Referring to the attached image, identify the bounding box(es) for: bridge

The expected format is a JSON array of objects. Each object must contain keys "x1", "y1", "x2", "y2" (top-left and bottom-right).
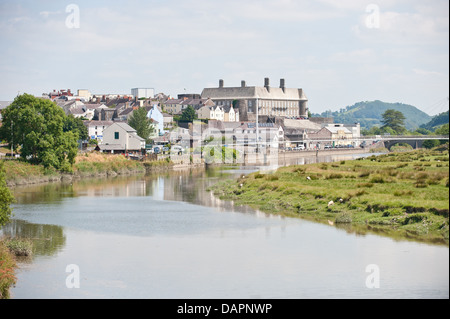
[{"x1": 289, "y1": 135, "x2": 449, "y2": 150}]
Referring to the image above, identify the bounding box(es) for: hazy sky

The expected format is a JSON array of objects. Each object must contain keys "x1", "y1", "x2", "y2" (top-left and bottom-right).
[{"x1": 0, "y1": 0, "x2": 448, "y2": 115}]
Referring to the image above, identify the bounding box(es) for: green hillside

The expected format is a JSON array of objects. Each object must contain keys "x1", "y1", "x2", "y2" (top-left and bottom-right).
[
  {"x1": 312, "y1": 100, "x2": 432, "y2": 131},
  {"x1": 420, "y1": 110, "x2": 449, "y2": 131}
]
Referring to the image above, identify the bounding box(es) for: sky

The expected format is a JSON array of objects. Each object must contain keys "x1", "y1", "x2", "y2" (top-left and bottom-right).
[{"x1": 0, "y1": 0, "x2": 448, "y2": 115}]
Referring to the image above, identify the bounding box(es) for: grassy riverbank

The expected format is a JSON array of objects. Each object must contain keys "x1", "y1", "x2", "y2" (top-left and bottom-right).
[
  {"x1": 209, "y1": 148, "x2": 449, "y2": 245},
  {"x1": 2, "y1": 153, "x2": 176, "y2": 186}
]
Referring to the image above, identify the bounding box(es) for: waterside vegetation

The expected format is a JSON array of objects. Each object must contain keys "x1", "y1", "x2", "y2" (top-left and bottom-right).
[{"x1": 209, "y1": 147, "x2": 449, "y2": 245}]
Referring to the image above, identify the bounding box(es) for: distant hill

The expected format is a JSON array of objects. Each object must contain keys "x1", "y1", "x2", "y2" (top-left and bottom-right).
[
  {"x1": 420, "y1": 110, "x2": 449, "y2": 131},
  {"x1": 312, "y1": 100, "x2": 432, "y2": 131}
]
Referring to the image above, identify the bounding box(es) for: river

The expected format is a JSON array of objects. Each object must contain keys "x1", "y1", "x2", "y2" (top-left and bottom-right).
[{"x1": 2, "y1": 153, "x2": 449, "y2": 299}]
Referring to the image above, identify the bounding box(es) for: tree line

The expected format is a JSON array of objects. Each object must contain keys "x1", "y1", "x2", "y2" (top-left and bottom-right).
[{"x1": 0, "y1": 94, "x2": 88, "y2": 171}]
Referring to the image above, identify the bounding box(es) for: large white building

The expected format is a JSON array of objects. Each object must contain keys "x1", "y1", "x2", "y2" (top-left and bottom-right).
[
  {"x1": 201, "y1": 78, "x2": 309, "y2": 120},
  {"x1": 131, "y1": 88, "x2": 155, "y2": 99}
]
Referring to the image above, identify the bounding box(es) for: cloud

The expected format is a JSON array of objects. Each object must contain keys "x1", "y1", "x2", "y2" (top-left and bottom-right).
[
  {"x1": 413, "y1": 68, "x2": 445, "y2": 77},
  {"x1": 352, "y1": 3, "x2": 449, "y2": 45}
]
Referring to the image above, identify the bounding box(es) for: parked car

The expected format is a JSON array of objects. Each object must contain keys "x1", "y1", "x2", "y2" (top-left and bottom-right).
[{"x1": 171, "y1": 145, "x2": 185, "y2": 155}]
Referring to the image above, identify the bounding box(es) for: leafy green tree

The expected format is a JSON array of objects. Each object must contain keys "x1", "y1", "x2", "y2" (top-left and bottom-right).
[
  {"x1": 435, "y1": 123, "x2": 449, "y2": 135},
  {"x1": 413, "y1": 128, "x2": 432, "y2": 135},
  {"x1": 63, "y1": 115, "x2": 89, "y2": 141},
  {"x1": 180, "y1": 105, "x2": 197, "y2": 122},
  {"x1": 0, "y1": 161, "x2": 14, "y2": 226},
  {"x1": 423, "y1": 139, "x2": 441, "y2": 149},
  {"x1": 381, "y1": 109, "x2": 406, "y2": 134},
  {"x1": 0, "y1": 94, "x2": 78, "y2": 171},
  {"x1": 128, "y1": 107, "x2": 154, "y2": 142}
]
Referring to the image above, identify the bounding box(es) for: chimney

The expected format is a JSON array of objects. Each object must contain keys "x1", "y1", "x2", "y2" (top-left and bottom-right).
[
  {"x1": 219, "y1": 79, "x2": 224, "y2": 88},
  {"x1": 280, "y1": 79, "x2": 285, "y2": 93},
  {"x1": 241, "y1": 80, "x2": 246, "y2": 88},
  {"x1": 264, "y1": 78, "x2": 270, "y2": 92}
]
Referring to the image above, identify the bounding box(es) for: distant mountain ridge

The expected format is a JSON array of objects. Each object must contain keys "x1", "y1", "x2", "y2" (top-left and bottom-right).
[
  {"x1": 420, "y1": 110, "x2": 449, "y2": 131},
  {"x1": 312, "y1": 100, "x2": 432, "y2": 131}
]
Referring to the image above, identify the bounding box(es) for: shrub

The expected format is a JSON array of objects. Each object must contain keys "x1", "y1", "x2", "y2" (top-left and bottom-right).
[
  {"x1": 4, "y1": 238, "x2": 33, "y2": 257},
  {"x1": 265, "y1": 174, "x2": 279, "y2": 181},
  {"x1": 326, "y1": 173, "x2": 343, "y2": 179},
  {"x1": 335, "y1": 212, "x2": 352, "y2": 224},
  {"x1": 0, "y1": 240, "x2": 17, "y2": 299},
  {"x1": 359, "y1": 171, "x2": 371, "y2": 178},
  {"x1": 370, "y1": 175, "x2": 385, "y2": 183}
]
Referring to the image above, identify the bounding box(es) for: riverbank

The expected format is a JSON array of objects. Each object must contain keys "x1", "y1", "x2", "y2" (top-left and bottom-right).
[
  {"x1": 2, "y1": 153, "x2": 181, "y2": 187},
  {"x1": 209, "y1": 148, "x2": 449, "y2": 245}
]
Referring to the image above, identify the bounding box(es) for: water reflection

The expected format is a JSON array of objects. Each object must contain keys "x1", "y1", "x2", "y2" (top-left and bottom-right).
[{"x1": 0, "y1": 219, "x2": 66, "y2": 257}]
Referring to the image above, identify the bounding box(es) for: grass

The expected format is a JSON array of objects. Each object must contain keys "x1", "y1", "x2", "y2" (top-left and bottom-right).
[
  {"x1": 2, "y1": 152, "x2": 149, "y2": 183},
  {"x1": 2, "y1": 159, "x2": 59, "y2": 182},
  {"x1": 209, "y1": 148, "x2": 449, "y2": 245},
  {"x1": 74, "y1": 152, "x2": 145, "y2": 175},
  {"x1": 2, "y1": 238, "x2": 33, "y2": 257}
]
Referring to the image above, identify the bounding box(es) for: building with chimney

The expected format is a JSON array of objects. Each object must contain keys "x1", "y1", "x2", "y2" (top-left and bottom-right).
[{"x1": 201, "y1": 78, "x2": 309, "y2": 121}]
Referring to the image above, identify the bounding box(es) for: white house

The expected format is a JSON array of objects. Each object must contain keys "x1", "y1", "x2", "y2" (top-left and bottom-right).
[
  {"x1": 147, "y1": 104, "x2": 164, "y2": 136},
  {"x1": 84, "y1": 120, "x2": 114, "y2": 141},
  {"x1": 197, "y1": 105, "x2": 225, "y2": 121},
  {"x1": 98, "y1": 122, "x2": 145, "y2": 154}
]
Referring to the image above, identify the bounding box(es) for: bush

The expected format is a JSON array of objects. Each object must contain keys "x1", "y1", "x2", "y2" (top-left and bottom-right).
[
  {"x1": 0, "y1": 240, "x2": 17, "y2": 299},
  {"x1": 335, "y1": 212, "x2": 352, "y2": 224},
  {"x1": 4, "y1": 238, "x2": 33, "y2": 257}
]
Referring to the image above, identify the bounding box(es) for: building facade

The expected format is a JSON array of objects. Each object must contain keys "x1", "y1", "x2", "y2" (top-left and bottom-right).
[
  {"x1": 201, "y1": 78, "x2": 309, "y2": 120},
  {"x1": 99, "y1": 122, "x2": 146, "y2": 154},
  {"x1": 131, "y1": 88, "x2": 155, "y2": 99}
]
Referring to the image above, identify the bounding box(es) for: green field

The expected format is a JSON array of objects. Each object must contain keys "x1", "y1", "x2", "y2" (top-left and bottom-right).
[{"x1": 209, "y1": 148, "x2": 449, "y2": 245}]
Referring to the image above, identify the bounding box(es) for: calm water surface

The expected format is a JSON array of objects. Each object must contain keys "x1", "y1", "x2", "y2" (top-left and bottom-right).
[{"x1": 3, "y1": 154, "x2": 449, "y2": 299}]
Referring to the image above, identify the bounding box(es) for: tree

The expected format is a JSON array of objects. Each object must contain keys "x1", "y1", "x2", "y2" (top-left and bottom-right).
[
  {"x1": 0, "y1": 162, "x2": 14, "y2": 227},
  {"x1": 180, "y1": 105, "x2": 197, "y2": 122},
  {"x1": 381, "y1": 109, "x2": 406, "y2": 134},
  {"x1": 63, "y1": 115, "x2": 89, "y2": 141},
  {"x1": 128, "y1": 107, "x2": 154, "y2": 142},
  {"x1": 0, "y1": 94, "x2": 78, "y2": 171},
  {"x1": 435, "y1": 123, "x2": 449, "y2": 135},
  {"x1": 423, "y1": 139, "x2": 441, "y2": 149}
]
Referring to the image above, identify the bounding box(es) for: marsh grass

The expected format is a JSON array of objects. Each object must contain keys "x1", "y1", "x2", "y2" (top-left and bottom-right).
[
  {"x1": 3, "y1": 238, "x2": 33, "y2": 257},
  {"x1": 210, "y1": 148, "x2": 450, "y2": 245}
]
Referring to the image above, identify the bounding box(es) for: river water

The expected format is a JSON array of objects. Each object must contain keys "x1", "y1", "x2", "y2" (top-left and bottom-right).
[{"x1": 2, "y1": 153, "x2": 449, "y2": 299}]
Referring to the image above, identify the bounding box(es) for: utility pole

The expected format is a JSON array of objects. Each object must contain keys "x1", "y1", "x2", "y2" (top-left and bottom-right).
[{"x1": 10, "y1": 120, "x2": 13, "y2": 158}]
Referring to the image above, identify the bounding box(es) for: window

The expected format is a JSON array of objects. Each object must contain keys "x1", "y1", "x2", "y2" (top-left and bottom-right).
[{"x1": 115, "y1": 132, "x2": 119, "y2": 140}]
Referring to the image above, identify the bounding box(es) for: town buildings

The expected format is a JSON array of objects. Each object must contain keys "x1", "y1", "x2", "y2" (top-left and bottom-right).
[{"x1": 201, "y1": 78, "x2": 309, "y2": 120}]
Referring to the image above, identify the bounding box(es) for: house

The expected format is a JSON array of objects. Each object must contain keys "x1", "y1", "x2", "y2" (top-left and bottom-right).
[
  {"x1": 97, "y1": 122, "x2": 145, "y2": 154},
  {"x1": 84, "y1": 120, "x2": 114, "y2": 141},
  {"x1": 164, "y1": 99, "x2": 184, "y2": 114},
  {"x1": 223, "y1": 105, "x2": 240, "y2": 122},
  {"x1": 162, "y1": 113, "x2": 174, "y2": 129},
  {"x1": 307, "y1": 123, "x2": 359, "y2": 148},
  {"x1": 197, "y1": 105, "x2": 225, "y2": 121},
  {"x1": 147, "y1": 104, "x2": 164, "y2": 136}
]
